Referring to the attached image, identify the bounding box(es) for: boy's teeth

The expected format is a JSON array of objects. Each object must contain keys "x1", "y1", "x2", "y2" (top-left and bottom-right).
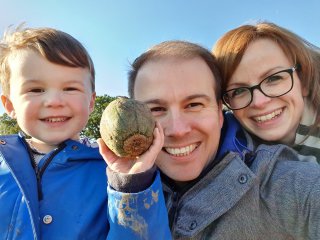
[
  {"x1": 45, "y1": 117, "x2": 66, "y2": 122},
  {"x1": 254, "y1": 109, "x2": 282, "y2": 123},
  {"x1": 165, "y1": 144, "x2": 197, "y2": 156}
]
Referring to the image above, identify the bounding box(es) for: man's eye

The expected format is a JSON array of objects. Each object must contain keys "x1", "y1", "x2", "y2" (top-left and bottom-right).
[
  {"x1": 149, "y1": 106, "x2": 166, "y2": 117},
  {"x1": 150, "y1": 106, "x2": 165, "y2": 112},
  {"x1": 187, "y1": 102, "x2": 203, "y2": 108},
  {"x1": 186, "y1": 102, "x2": 205, "y2": 111}
]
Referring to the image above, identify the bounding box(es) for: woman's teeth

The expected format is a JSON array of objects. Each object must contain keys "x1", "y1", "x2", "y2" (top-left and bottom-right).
[{"x1": 254, "y1": 109, "x2": 282, "y2": 123}]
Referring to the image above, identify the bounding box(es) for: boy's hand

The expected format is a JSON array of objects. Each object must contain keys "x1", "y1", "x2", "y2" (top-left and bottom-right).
[{"x1": 97, "y1": 122, "x2": 163, "y2": 174}]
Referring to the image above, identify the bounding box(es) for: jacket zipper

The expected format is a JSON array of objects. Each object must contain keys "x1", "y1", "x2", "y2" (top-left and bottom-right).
[
  {"x1": 37, "y1": 143, "x2": 66, "y2": 200},
  {"x1": 169, "y1": 191, "x2": 180, "y2": 230},
  {"x1": 24, "y1": 139, "x2": 66, "y2": 200}
]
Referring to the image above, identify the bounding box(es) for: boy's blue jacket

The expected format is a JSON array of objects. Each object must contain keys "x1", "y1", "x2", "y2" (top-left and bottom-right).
[{"x1": 0, "y1": 134, "x2": 170, "y2": 240}]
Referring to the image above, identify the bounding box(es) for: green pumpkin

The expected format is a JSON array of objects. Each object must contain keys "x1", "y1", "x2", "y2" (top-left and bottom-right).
[{"x1": 99, "y1": 97, "x2": 155, "y2": 158}]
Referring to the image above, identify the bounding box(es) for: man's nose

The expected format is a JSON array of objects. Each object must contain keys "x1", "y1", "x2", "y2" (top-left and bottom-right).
[{"x1": 163, "y1": 111, "x2": 191, "y2": 138}]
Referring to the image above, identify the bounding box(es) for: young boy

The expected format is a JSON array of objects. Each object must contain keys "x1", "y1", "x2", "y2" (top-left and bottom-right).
[{"x1": 0, "y1": 27, "x2": 170, "y2": 239}]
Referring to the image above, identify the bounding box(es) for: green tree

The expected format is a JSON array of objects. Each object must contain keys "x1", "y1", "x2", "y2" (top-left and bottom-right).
[
  {"x1": 0, "y1": 113, "x2": 20, "y2": 135},
  {"x1": 81, "y1": 94, "x2": 116, "y2": 139}
]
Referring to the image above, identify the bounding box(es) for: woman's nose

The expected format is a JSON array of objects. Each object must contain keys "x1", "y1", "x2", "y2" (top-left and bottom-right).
[{"x1": 250, "y1": 89, "x2": 271, "y2": 108}]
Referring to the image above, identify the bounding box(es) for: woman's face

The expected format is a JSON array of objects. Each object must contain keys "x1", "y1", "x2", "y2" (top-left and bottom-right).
[{"x1": 227, "y1": 39, "x2": 308, "y2": 144}]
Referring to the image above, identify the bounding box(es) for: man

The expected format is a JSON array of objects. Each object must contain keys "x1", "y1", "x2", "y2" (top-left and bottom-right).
[{"x1": 124, "y1": 40, "x2": 320, "y2": 239}]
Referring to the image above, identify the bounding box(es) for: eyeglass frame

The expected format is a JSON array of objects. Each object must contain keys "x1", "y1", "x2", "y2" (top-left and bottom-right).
[{"x1": 222, "y1": 65, "x2": 298, "y2": 110}]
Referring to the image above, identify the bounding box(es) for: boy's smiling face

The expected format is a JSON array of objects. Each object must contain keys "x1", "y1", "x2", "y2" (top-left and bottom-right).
[{"x1": 1, "y1": 49, "x2": 95, "y2": 152}]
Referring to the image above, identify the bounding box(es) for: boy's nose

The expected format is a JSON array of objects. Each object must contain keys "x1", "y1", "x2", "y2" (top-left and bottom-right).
[{"x1": 44, "y1": 91, "x2": 65, "y2": 107}]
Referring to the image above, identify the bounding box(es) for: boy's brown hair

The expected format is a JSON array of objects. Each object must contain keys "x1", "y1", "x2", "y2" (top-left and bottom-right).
[{"x1": 0, "y1": 26, "x2": 95, "y2": 97}]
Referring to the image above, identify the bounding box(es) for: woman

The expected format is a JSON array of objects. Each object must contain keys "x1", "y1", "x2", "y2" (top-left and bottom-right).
[{"x1": 213, "y1": 21, "x2": 320, "y2": 159}]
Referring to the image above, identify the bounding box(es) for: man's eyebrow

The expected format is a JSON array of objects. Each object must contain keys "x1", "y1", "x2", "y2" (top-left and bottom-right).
[
  {"x1": 185, "y1": 94, "x2": 211, "y2": 101},
  {"x1": 143, "y1": 94, "x2": 211, "y2": 104},
  {"x1": 143, "y1": 99, "x2": 165, "y2": 105}
]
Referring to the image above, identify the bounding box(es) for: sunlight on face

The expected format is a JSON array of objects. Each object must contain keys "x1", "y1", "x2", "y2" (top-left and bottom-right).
[
  {"x1": 134, "y1": 57, "x2": 223, "y2": 184},
  {"x1": 228, "y1": 39, "x2": 307, "y2": 144},
  {"x1": 2, "y1": 49, "x2": 95, "y2": 152}
]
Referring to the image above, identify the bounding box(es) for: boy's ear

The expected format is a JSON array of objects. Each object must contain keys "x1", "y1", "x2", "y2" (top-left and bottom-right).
[
  {"x1": 89, "y1": 92, "x2": 96, "y2": 114},
  {"x1": 1, "y1": 95, "x2": 16, "y2": 119}
]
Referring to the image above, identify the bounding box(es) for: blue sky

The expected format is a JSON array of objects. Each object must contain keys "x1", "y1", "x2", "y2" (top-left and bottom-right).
[{"x1": 0, "y1": 0, "x2": 319, "y2": 114}]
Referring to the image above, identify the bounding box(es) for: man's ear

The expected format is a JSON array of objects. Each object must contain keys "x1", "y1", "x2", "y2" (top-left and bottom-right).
[
  {"x1": 218, "y1": 102, "x2": 224, "y2": 128},
  {"x1": 1, "y1": 95, "x2": 16, "y2": 119}
]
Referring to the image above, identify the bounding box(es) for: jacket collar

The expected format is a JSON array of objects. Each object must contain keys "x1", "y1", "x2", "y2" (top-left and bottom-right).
[
  {"x1": 57, "y1": 139, "x2": 102, "y2": 163},
  {"x1": 0, "y1": 134, "x2": 40, "y2": 238},
  {"x1": 216, "y1": 111, "x2": 250, "y2": 161},
  {"x1": 162, "y1": 111, "x2": 254, "y2": 192},
  {"x1": 168, "y1": 153, "x2": 257, "y2": 237}
]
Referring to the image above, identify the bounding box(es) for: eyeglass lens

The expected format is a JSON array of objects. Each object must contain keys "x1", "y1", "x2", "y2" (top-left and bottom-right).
[{"x1": 223, "y1": 68, "x2": 294, "y2": 110}]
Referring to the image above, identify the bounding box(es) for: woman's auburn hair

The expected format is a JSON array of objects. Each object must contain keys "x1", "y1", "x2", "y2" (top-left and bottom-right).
[{"x1": 213, "y1": 21, "x2": 320, "y2": 131}]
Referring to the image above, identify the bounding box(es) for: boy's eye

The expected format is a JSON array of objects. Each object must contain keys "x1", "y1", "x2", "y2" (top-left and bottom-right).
[
  {"x1": 64, "y1": 87, "x2": 79, "y2": 91},
  {"x1": 29, "y1": 88, "x2": 44, "y2": 93}
]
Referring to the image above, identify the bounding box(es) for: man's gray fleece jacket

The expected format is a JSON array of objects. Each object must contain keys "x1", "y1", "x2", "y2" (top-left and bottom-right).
[{"x1": 163, "y1": 113, "x2": 320, "y2": 240}]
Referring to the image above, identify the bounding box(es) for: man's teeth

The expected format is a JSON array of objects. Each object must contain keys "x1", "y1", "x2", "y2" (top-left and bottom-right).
[
  {"x1": 254, "y1": 109, "x2": 282, "y2": 122},
  {"x1": 45, "y1": 117, "x2": 67, "y2": 123},
  {"x1": 165, "y1": 144, "x2": 197, "y2": 156}
]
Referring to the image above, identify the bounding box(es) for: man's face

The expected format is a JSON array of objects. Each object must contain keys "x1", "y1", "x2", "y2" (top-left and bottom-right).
[{"x1": 134, "y1": 57, "x2": 223, "y2": 184}]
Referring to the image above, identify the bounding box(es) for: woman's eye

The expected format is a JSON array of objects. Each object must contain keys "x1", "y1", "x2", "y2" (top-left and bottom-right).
[
  {"x1": 231, "y1": 88, "x2": 247, "y2": 97},
  {"x1": 266, "y1": 75, "x2": 282, "y2": 83}
]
